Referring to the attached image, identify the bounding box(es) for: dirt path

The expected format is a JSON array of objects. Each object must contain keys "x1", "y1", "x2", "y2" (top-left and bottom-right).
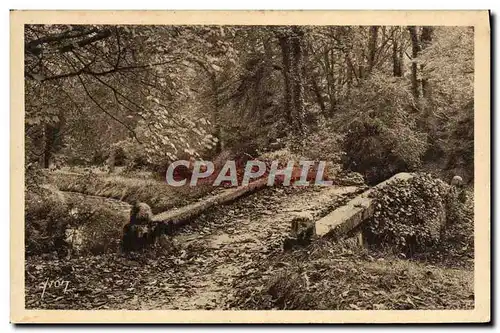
[{"x1": 134, "y1": 185, "x2": 361, "y2": 310}]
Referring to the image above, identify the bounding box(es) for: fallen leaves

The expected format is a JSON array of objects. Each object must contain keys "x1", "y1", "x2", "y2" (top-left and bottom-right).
[
  {"x1": 25, "y1": 180, "x2": 473, "y2": 312},
  {"x1": 229, "y1": 240, "x2": 474, "y2": 311}
]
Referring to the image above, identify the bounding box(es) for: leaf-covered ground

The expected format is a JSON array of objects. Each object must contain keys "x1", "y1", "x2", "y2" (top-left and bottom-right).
[
  {"x1": 25, "y1": 185, "x2": 362, "y2": 309},
  {"x1": 25, "y1": 183, "x2": 473, "y2": 310},
  {"x1": 228, "y1": 240, "x2": 474, "y2": 310}
]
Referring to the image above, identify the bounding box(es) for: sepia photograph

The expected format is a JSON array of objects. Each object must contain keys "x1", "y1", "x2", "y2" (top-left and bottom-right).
[{"x1": 10, "y1": 10, "x2": 490, "y2": 323}]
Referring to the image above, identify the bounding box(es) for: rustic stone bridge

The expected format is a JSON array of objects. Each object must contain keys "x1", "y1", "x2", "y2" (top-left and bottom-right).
[
  {"x1": 152, "y1": 172, "x2": 415, "y2": 248},
  {"x1": 283, "y1": 172, "x2": 415, "y2": 248},
  {"x1": 315, "y1": 172, "x2": 414, "y2": 241}
]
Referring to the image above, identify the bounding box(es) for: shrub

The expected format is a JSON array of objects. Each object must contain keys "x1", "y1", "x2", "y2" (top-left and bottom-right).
[
  {"x1": 342, "y1": 115, "x2": 427, "y2": 185},
  {"x1": 26, "y1": 185, "x2": 128, "y2": 256},
  {"x1": 364, "y1": 173, "x2": 450, "y2": 256},
  {"x1": 338, "y1": 74, "x2": 427, "y2": 185},
  {"x1": 260, "y1": 148, "x2": 302, "y2": 165},
  {"x1": 299, "y1": 121, "x2": 343, "y2": 162},
  {"x1": 64, "y1": 201, "x2": 126, "y2": 255},
  {"x1": 25, "y1": 187, "x2": 69, "y2": 256}
]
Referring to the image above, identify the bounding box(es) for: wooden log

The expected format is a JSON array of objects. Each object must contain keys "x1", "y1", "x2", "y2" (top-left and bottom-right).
[{"x1": 152, "y1": 178, "x2": 269, "y2": 231}]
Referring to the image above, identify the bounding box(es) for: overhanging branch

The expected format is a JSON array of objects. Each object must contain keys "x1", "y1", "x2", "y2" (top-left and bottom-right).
[{"x1": 76, "y1": 74, "x2": 142, "y2": 144}]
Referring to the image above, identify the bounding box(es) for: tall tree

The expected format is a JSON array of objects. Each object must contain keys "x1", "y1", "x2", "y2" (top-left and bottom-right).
[
  {"x1": 408, "y1": 26, "x2": 421, "y2": 99},
  {"x1": 392, "y1": 27, "x2": 404, "y2": 77},
  {"x1": 367, "y1": 26, "x2": 379, "y2": 74},
  {"x1": 420, "y1": 26, "x2": 434, "y2": 99},
  {"x1": 276, "y1": 27, "x2": 306, "y2": 139}
]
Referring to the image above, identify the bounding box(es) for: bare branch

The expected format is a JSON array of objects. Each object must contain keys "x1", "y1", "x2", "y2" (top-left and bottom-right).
[
  {"x1": 58, "y1": 29, "x2": 112, "y2": 54},
  {"x1": 25, "y1": 27, "x2": 100, "y2": 56},
  {"x1": 76, "y1": 74, "x2": 143, "y2": 144}
]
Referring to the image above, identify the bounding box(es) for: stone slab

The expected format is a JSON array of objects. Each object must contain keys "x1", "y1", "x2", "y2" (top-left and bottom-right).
[{"x1": 315, "y1": 172, "x2": 415, "y2": 238}]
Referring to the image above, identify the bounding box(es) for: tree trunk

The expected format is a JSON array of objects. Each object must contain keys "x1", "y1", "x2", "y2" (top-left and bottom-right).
[
  {"x1": 346, "y1": 55, "x2": 353, "y2": 97},
  {"x1": 278, "y1": 27, "x2": 305, "y2": 139},
  {"x1": 153, "y1": 178, "x2": 269, "y2": 232},
  {"x1": 408, "y1": 26, "x2": 421, "y2": 99},
  {"x1": 392, "y1": 38, "x2": 400, "y2": 76},
  {"x1": 420, "y1": 26, "x2": 434, "y2": 99},
  {"x1": 41, "y1": 110, "x2": 65, "y2": 169},
  {"x1": 212, "y1": 74, "x2": 222, "y2": 153},
  {"x1": 42, "y1": 124, "x2": 57, "y2": 168},
  {"x1": 324, "y1": 49, "x2": 336, "y2": 116},
  {"x1": 392, "y1": 28, "x2": 403, "y2": 77},
  {"x1": 278, "y1": 34, "x2": 294, "y2": 130},
  {"x1": 290, "y1": 26, "x2": 306, "y2": 135},
  {"x1": 367, "y1": 26, "x2": 379, "y2": 74},
  {"x1": 107, "y1": 146, "x2": 116, "y2": 173},
  {"x1": 311, "y1": 74, "x2": 326, "y2": 114},
  {"x1": 261, "y1": 35, "x2": 277, "y2": 127}
]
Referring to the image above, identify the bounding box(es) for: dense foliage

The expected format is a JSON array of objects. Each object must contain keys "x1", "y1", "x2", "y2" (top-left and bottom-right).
[
  {"x1": 364, "y1": 173, "x2": 473, "y2": 258},
  {"x1": 25, "y1": 186, "x2": 127, "y2": 256},
  {"x1": 364, "y1": 174, "x2": 449, "y2": 254},
  {"x1": 340, "y1": 74, "x2": 427, "y2": 184},
  {"x1": 25, "y1": 25, "x2": 473, "y2": 183}
]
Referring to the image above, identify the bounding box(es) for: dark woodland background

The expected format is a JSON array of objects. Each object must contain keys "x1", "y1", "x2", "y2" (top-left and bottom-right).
[{"x1": 25, "y1": 25, "x2": 473, "y2": 182}]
